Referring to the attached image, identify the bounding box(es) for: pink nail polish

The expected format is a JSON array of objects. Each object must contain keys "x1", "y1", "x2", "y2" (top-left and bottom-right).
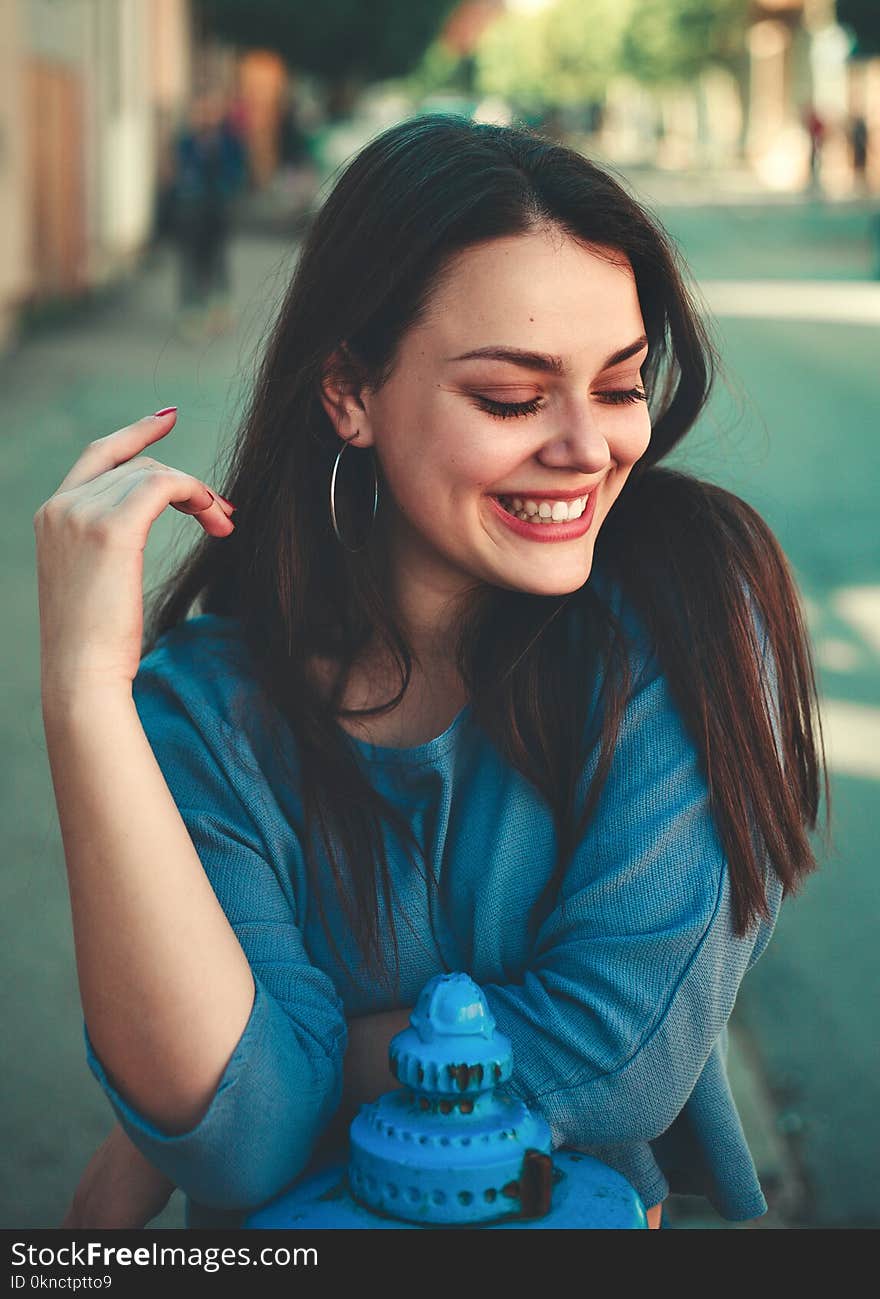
[{"x1": 153, "y1": 406, "x2": 178, "y2": 417}]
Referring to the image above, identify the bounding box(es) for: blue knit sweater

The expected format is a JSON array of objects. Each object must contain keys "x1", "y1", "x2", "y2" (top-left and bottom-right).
[{"x1": 84, "y1": 559, "x2": 783, "y2": 1227}]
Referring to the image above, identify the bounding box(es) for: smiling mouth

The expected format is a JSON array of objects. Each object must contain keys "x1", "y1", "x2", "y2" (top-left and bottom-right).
[{"x1": 491, "y1": 492, "x2": 590, "y2": 523}]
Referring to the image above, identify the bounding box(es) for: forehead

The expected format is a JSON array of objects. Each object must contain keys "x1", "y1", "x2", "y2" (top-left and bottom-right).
[{"x1": 419, "y1": 230, "x2": 643, "y2": 350}]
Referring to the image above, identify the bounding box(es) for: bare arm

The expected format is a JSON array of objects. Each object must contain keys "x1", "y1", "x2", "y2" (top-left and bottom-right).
[
  {"x1": 311, "y1": 1006, "x2": 410, "y2": 1157},
  {"x1": 342, "y1": 1007, "x2": 411, "y2": 1113},
  {"x1": 36, "y1": 411, "x2": 252, "y2": 1135},
  {"x1": 62, "y1": 1124, "x2": 175, "y2": 1229},
  {"x1": 79, "y1": 1006, "x2": 409, "y2": 1223},
  {"x1": 44, "y1": 690, "x2": 254, "y2": 1133}
]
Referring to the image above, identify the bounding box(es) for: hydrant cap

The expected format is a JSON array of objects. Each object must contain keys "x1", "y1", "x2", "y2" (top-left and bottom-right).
[{"x1": 410, "y1": 972, "x2": 496, "y2": 1043}]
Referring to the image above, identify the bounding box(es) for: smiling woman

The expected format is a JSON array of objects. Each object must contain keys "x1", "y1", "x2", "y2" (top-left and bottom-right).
[
  {"x1": 42, "y1": 115, "x2": 829, "y2": 1232},
  {"x1": 318, "y1": 232, "x2": 652, "y2": 614}
]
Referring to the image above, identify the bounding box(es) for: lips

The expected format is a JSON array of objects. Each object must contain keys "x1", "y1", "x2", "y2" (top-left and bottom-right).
[
  {"x1": 488, "y1": 488, "x2": 594, "y2": 502},
  {"x1": 486, "y1": 488, "x2": 598, "y2": 541}
]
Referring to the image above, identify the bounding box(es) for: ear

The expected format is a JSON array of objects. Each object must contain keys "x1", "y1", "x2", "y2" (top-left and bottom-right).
[{"x1": 318, "y1": 344, "x2": 377, "y2": 449}]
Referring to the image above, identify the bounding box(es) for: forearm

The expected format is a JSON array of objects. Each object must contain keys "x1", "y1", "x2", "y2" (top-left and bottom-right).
[
  {"x1": 63, "y1": 1124, "x2": 176, "y2": 1229},
  {"x1": 43, "y1": 690, "x2": 254, "y2": 1132},
  {"x1": 342, "y1": 1007, "x2": 411, "y2": 1114},
  {"x1": 315, "y1": 1007, "x2": 410, "y2": 1155}
]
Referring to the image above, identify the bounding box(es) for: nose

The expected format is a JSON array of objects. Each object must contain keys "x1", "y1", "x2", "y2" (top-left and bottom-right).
[{"x1": 534, "y1": 403, "x2": 612, "y2": 476}]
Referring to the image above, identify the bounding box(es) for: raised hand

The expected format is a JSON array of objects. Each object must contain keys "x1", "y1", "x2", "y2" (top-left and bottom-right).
[{"x1": 34, "y1": 408, "x2": 235, "y2": 705}]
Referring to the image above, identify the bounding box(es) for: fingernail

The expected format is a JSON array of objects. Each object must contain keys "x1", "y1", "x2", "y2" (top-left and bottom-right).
[
  {"x1": 217, "y1": 495, "x2": 236, "y2": 512},
  {"x1": 153, "y1": 406, "x2": 178, "y2": 417},
  {"x1": 208, "y1": 491, "x2": 236, "y2": 518}
]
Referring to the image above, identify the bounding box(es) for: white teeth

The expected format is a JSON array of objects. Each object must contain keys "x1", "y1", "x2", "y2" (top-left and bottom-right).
[{"x1": 495, "y1": 494, "x2": 589, "y2": 523}]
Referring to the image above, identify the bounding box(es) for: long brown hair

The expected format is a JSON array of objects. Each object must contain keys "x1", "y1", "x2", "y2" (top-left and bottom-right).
[{"x1": 144, "y1": 115, "x2": 829, "y2": 996}]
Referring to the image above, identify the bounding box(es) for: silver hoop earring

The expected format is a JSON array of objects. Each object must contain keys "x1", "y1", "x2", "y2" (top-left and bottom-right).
[{"x1": 329, "y1": 430, "x2": 379, "y2": 553}]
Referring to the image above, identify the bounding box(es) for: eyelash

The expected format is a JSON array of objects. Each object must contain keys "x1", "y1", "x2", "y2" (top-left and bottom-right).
[{"x1": 475, "y1": 388, "x2": 647, "y2": 419}]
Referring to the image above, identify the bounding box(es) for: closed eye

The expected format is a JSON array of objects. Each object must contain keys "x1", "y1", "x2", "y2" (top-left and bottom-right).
[
  {"x1": 600, "y1": 387, "x2": 648, "y2": 405},
  {"x1": 474, "y1": 388, "x2": 647, "y2": 419},
  {"x1": 474, "y1": 396, "x2": 543, "y2": 419}
]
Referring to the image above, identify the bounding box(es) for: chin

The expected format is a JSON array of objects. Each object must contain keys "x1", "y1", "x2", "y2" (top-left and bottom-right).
[{"x1": 502, "y1": 561, "x2": 593, "y2": 598}]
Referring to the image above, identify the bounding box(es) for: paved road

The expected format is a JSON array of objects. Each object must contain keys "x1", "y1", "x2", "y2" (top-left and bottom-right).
[
  {"x1": 2, "y1": 186, "x2": 876, "y2": 1229},
  {"x1": 637, "y1": 180, "x2": 880, "y2": 1229}
]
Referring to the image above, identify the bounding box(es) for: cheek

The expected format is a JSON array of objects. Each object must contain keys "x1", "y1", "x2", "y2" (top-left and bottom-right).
[
  {"x1": 375, "y1": 425, "x2": 438, "y2": 504},
  {"x1": 392, "y1": 441, "x2": 495, "y2": 508},
  {"x1": 378, "y1": 441, "x2": 472, "y2": 537},
  {"x1": 611, "y1": 414, "x2": 651, "y2": 466},
  {"x1": 600, "y1": 419, "x2": 650, "y2": 513}
]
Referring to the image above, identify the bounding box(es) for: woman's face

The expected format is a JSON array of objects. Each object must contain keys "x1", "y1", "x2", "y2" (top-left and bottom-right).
[{"x1": 332, "y1": 228, "x2": 652, "y2": 640}]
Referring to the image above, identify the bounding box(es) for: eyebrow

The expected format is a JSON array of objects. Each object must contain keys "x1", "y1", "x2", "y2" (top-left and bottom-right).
[{"x1": 447, "y1": 335, "x2": 649, "y2": 375}]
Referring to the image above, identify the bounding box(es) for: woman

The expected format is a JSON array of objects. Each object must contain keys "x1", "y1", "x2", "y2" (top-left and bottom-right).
[{"x1": 36, "y1": 116, "x2": 827, "y2": 1230}]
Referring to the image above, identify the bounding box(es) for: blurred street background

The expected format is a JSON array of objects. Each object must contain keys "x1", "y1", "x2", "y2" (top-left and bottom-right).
[{"x1": 2, "y1": 0, "x2": 878, "y2": 1230}]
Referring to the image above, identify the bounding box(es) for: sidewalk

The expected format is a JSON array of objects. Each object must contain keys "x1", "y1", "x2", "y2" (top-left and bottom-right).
[{"x1": 609, "y1": 160, "x2": 877, "y2": 210}]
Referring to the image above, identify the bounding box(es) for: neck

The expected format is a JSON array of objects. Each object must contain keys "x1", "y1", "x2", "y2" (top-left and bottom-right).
[{"x1": 379, "y1": 533, "x2": 480, "y2": 676}]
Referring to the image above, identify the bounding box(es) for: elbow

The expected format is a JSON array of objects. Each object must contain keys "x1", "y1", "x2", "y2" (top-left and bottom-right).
[
  {"x1": 633, "y1": 1100, "x2": 683, "y2": 1145},
  {"x1": 535, "y1": 1074, "x2": 687, "y2": 1149},
  {"x1": 171, "y1": 1073, "x2": 341, "y2": 1212},
  {"x1": 113, "y1": 1051, "x2": 344, "y2": 1214},
  {"x1": 86, "y1": 981, "x2": 348, "y2": 1213}
]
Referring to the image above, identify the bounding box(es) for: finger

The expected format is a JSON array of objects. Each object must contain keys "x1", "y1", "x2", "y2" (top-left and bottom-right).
[
  {"x1": 101, "y1": 469, "x2": 234, "y2": 527},
  {"x1": 54, "y1": 457, "x2": 235, "y2": 523},
  {"x1": 175, "y1": 487, "x2": 235, "y2": 520},
  {"x1": 58, "y1": 464, "x2": 234, "y2": 538},
  {"x1": 99, "y1": 466, "x2": 235, "y2": 537},
  {"x1": 54, "y1": 408, "x2": 180, "y2": 495}
]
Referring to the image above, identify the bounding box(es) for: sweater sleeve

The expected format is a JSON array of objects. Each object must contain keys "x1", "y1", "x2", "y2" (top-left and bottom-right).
[
  {"x1": 481, "y1": 600, "x2": 783, "y2": 1149},
  {"x1": 83, "y1": 632, "x2": 348, "y2": 1211}
]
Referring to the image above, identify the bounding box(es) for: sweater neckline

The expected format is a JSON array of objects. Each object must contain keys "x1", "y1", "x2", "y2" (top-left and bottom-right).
[
  {"x1": 343, "y1": 702, "x2": 473, "y2": 766},
  {"x1": 185, "y1": 615, "x2": 475, "y2": 766}
]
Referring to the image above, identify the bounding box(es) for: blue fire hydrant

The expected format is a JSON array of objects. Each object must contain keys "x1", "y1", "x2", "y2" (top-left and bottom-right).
[{"x1": 245, "y1": 973, "x2": 647, "y2": 1229}]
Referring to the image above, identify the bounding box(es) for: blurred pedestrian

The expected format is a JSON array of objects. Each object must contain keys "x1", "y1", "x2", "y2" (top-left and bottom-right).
[
  {"x1": 849, "y1": 114, "x2": 869, "y2": 194},
  {"x1": 279, "y1": 87, "x2": 311, "y2": 170},
  {"x1": 276, "y1": 84, "x2": 321, "y2": 224},
  {"x1": 803, "y1": 105, "x2": 826, "y2": 192},
  {"x1": 170, "y1": 90, "x2": 247, "y2": 342}
]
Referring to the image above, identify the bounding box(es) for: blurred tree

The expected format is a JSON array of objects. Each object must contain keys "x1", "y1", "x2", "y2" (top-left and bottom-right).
[
  {"x1": 197, "y1": 0, "x2": 460, "y2": 115},
  {"x1": 403, "y1": 37, "x2": 473, "y2": 101},
  {"x1": 837, "y1": 1, "x2": 880, "y2": 57},
  {"x1": 619, "y1": 0, "x2": 749, "y2": 84},
  {"x1": 473, "y1": 0, "x2": 633, "y2": 113}
]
